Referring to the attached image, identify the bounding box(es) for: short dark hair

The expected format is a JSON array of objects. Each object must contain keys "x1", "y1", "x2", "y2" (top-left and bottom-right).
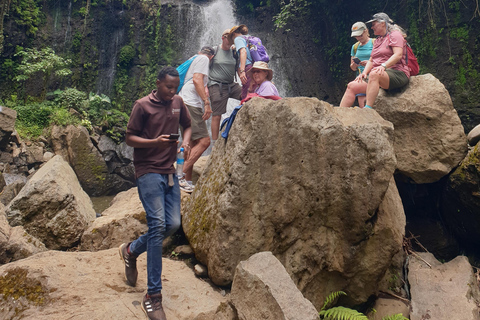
[
  {"x1": 200, "y1": 46, "x2": 215, "y2": 56},
  {"x1": 157, "y1": 66, "x2": 179, "y2": 81}
]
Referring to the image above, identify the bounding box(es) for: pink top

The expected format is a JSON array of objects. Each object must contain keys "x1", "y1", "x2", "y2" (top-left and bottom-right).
[{"x1": 371, "y1": 30, "x2": 410, "y2": 78}]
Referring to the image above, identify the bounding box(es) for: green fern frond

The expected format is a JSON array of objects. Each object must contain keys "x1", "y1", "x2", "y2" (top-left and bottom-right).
[
  {"x1": 321, "y1": 291, "x2": 347, "y2": 311},
  {"x1": 319, "y1": 306, "x2": 369, "y2": 320},
  {"x1": 382, "y1": 314, "x2": 409, "y2": 320}
]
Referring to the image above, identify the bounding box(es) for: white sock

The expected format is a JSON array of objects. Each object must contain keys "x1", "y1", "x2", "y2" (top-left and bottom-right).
[{"x1": 187, "y1": 180, "x2": 193, "y2": 185}]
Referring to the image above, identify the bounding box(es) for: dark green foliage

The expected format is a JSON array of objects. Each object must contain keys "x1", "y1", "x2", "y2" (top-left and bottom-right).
[
  {"x1": 118, "y1": 45, "x2": 135, "y2": 66},
  {"x1": 58, "y1": 87, "x2": 88, "y2": 111},
  {"x1": 321, "y1": 291, "x2": 347, "y2": 311},
  {"x1": 319, "y1": 306, "x2": 369, "y2": 320},
  {"x1": 10, "y1": 0, "x2": 42, "y2": 35}
]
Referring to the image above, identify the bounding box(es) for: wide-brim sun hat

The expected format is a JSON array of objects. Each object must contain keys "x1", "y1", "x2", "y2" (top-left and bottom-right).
[
  {"x1": 248, "y1": 61, "x2": 273, "y2": 81},
  {"x1": 366, "y1": 12, "x2": 393, "y2": 24},
  {"x1": 351, "y1": 22, "x2": 367, "y2": 37}
]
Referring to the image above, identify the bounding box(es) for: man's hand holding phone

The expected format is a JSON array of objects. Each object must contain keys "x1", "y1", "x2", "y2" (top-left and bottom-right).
[{"x1": 353, "y1": 57, "x2": 361, "y2": 65}]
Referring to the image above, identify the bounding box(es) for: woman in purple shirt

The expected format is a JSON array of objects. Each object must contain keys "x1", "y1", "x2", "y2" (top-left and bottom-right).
[{"x1": 247, "y1": 61, "x2": 280, "y2": 97}]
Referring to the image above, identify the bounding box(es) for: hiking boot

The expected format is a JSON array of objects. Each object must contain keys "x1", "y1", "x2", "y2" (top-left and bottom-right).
[
  {"x1": 142, "y1": 292, "x2": 167, "y2": 320},
  {"x1": 119, "y1": 243, "x2": 138, "y2": 286},
  {"x1": 179, "y1": 177, "x2": 194, "y2": 193}
]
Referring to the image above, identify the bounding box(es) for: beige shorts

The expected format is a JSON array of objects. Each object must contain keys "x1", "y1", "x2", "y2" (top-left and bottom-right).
[
  {"x1": 186, "y1": 104, "x2": 209, "y2": 141},
  {"x1": 208, "y1": 83, "x2": 242, "y2": 116}
]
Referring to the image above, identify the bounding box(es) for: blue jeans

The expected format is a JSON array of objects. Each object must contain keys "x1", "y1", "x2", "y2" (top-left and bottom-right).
[{"x1": 129, "y1": 173, "x2": 181, "y2": 294}]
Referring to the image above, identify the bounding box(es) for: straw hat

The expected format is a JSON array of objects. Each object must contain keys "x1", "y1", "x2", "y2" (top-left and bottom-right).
[{"x1": 248, "y1": 61, "x2": 273, "y2": 81}]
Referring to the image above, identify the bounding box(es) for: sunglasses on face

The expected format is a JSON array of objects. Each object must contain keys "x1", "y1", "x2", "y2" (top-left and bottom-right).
[{"x1": 252, "y1": 70, "x2": 266, "y2": 74}]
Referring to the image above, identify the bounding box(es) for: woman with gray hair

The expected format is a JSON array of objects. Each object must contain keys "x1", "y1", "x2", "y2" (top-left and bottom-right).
[{"x1": 339, "y1": 12, "x2": 410, "y2": 109}]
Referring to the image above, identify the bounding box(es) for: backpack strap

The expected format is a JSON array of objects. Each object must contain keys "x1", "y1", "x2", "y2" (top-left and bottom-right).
[
  {"x1": 232, "y1": 47, "x2": 239, "y2": 82},
  {"x1": 353, "y1": 41, "x2": 360, "y2": 56}
]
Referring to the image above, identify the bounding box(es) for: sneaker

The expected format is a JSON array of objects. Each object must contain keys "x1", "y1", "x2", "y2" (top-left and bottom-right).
[
  {"x1": 179, "y1": 177, "x2": 194, "y2": 193},
  {"x1": 119, "y1": 243, "x2": 138, "y2": 286},
  {"x1": 142, "y1": 293, "x2": 167, "y2": 320}
]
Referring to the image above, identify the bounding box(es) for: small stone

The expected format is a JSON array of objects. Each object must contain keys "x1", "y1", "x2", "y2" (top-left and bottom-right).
[
  {"x1": 194, "y1": 264, "x2": 208, "y2": 277},
  {"x1": 173, "y1": 245, "x2": 194, "y2": 256}
]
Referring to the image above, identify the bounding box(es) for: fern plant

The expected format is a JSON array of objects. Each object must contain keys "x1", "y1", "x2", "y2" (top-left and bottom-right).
[
  {"x1": 319, "y1": 306, "x2": 369, "y2": 320},
  {"x1": 319, "y1": 291, "x2": 409, "y2": 320}
]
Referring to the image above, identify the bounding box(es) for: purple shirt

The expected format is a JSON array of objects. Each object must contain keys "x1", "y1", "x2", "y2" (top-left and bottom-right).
[{"x1": 254, "y1": 80, "x2": 279, "y2": 97}]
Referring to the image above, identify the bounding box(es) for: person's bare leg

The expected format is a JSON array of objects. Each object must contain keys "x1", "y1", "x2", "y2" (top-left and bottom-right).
[
  {"x1": 365, "y1": 71, "x2": 390, "y2": 107},
  {"x1": 358, "y1": 96, "x2": 366, "y2": 108},
  {"x1": 211, "y1": 115, "x2": 221, "y2": 141},
  {"x1": 183, "y1": 136, "x2": 210, "y2": 181},
  {"x1": 340, "y1": 80, "x2": 367, "y2": 108}
]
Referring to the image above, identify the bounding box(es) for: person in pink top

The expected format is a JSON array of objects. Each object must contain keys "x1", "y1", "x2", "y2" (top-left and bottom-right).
[
  {"x1": 339, "y1": 12, "x2": 410, "y2": 109},
  {"x1": 247, "y1": 61, "x2": 280, "y2": 97}
]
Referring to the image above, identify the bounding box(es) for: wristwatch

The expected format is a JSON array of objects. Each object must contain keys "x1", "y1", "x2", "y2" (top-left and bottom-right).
[{"x1": 381, "y1": 63, "x2": 387, "y2": 69}]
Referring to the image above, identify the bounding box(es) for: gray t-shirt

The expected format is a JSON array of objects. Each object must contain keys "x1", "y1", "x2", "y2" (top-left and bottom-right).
[{"x1": 208, "y1": 47, "x2": 236, "y2": 85}]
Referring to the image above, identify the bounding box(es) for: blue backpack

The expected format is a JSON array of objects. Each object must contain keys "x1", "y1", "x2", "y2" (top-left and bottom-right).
[
  {"x1": 176, "y1": 55, "x2": 197, "y2": 93},
  {"x1": 243, "y1": 35, "x2": 269, "y2": 63}
]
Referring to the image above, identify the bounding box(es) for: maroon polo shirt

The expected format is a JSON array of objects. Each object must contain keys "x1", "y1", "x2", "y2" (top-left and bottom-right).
[{"x1": 127, "y1": 91, "x2": 191, "y2": 179}]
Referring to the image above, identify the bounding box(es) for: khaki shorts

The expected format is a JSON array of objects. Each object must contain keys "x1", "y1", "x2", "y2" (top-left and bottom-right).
[
  {"x1": 186, "y1": 104, "x2": 209, "y2": 141},
  {"x1": 386, "y1": 69, "x2": 409, "y2": 90},
  {"x1": 208, "y1": 83, "x2": 242, "y2": 116}
]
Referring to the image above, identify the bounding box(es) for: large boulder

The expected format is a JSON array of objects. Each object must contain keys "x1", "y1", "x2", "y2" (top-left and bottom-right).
[
  {"x1": 374, "y1": 74, "x2": 467, "y2": 184},
  {"x1": 80, "y1": 187, "x2": 147, "y2": 251},
  {"x1": 0, "y1": 249, "x2": 227, "y2": 320},
  {"x1": 5, "y1": 155, "x2": 96, "y2": 250},
  {"x1": 441, "y1": 142, "x2": 480, "y2": 246},
  {"x1": 408, "y1": 252, "x2": 480, "y2": 320},
  {"x1": 231, "y1": 252, "x2": 319, "y2": 320},
  {"x1": 183, "y1": 97, "x2": 404, "y2": 307},
  {"x1": 0, "y1": 106, "x2": 17, "y2": 149},
  {"x1": 0, "y1": 203, "x2": 46, "y2": 264},
  {"x1": 50, "y1": 125, "x2": 134, "y2": 196}
]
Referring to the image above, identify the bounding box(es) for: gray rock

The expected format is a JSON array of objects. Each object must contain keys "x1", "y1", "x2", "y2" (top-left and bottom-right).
[
  {"x1": 193, "y1": 302, "x2": 238, "y2": 320},
  {"x1": 0, "y1": 248, "x2": 226, "y2": 320},
  {"x1": 375, "y1": 73, "x2": 467, "y2": 183},
  {"x1": 0, "y1": 203, "x2": 46, "y2": 264},
  {"x1": 43, "y1": 151, "x2": 54, "y2": 162},
  {"x1": 231, "y1": 252, "x2": 318, "y2": 320},
  {"x1": 25, "y1": 144, "x2": 44, "y2": 165},
  {"x1": 5, "y1": 155, "x2": 96, "y2": 250},
  {"x1": 468, "y1": 124, "x2": 480, "y2": 146},
  {"x1": 408, "y1": 252, "x2": 480, "y2": 320},
  {"x1": 116, "y1": 141, "x2": 134, "y2": 161},
  {"x1": 0, "y1": 106, "x2": 17, "y2": 148},
  {"x1": 80, "y1": 187, "x2": 147, "y2": 251},
  {"x1": 50, "y1": 125, "x2": 134, "y2": 196},
  {"x1": 442, "y1": 144, "x2": 480, "y2": 245},
  {"x1": 183, "y1": 97, "x2": 404, "y2": 307}
]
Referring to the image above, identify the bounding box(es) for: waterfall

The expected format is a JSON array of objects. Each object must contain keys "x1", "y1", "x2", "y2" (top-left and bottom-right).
[
  {"x1": 96, "y1": 28, "x2": 124, "y2": 96},
  {"x1": 199, "y1": 0, "x2": 237, "y2": 48},
  {"x1": 64, "y1": 1, "x2": 72, "y2": 49}
]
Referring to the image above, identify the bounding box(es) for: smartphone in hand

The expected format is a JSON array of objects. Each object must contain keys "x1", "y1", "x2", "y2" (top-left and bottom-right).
[
  {"x1": 353, "y1": 57, "x2": 361, "y2": 64},
  {"x1": 168, "y1": 133, "x2": 180, "y2": 140}
]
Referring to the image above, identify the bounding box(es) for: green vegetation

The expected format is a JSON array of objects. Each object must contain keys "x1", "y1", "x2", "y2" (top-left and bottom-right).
[
  {"x1": 15, "y1": 47, "x2": 72, "y2": 100},
  {"x1": 319, "y1": 291, "x2": 408, "y2": 320},
  {"x1": 0, "y1": 267, "x2": 50, "y2": 307}
]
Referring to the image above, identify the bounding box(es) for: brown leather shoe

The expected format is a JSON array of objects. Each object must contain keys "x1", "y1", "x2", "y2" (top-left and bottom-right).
[{"x1": 142, "y1": 293, "x2": 167, "y2": 320}]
